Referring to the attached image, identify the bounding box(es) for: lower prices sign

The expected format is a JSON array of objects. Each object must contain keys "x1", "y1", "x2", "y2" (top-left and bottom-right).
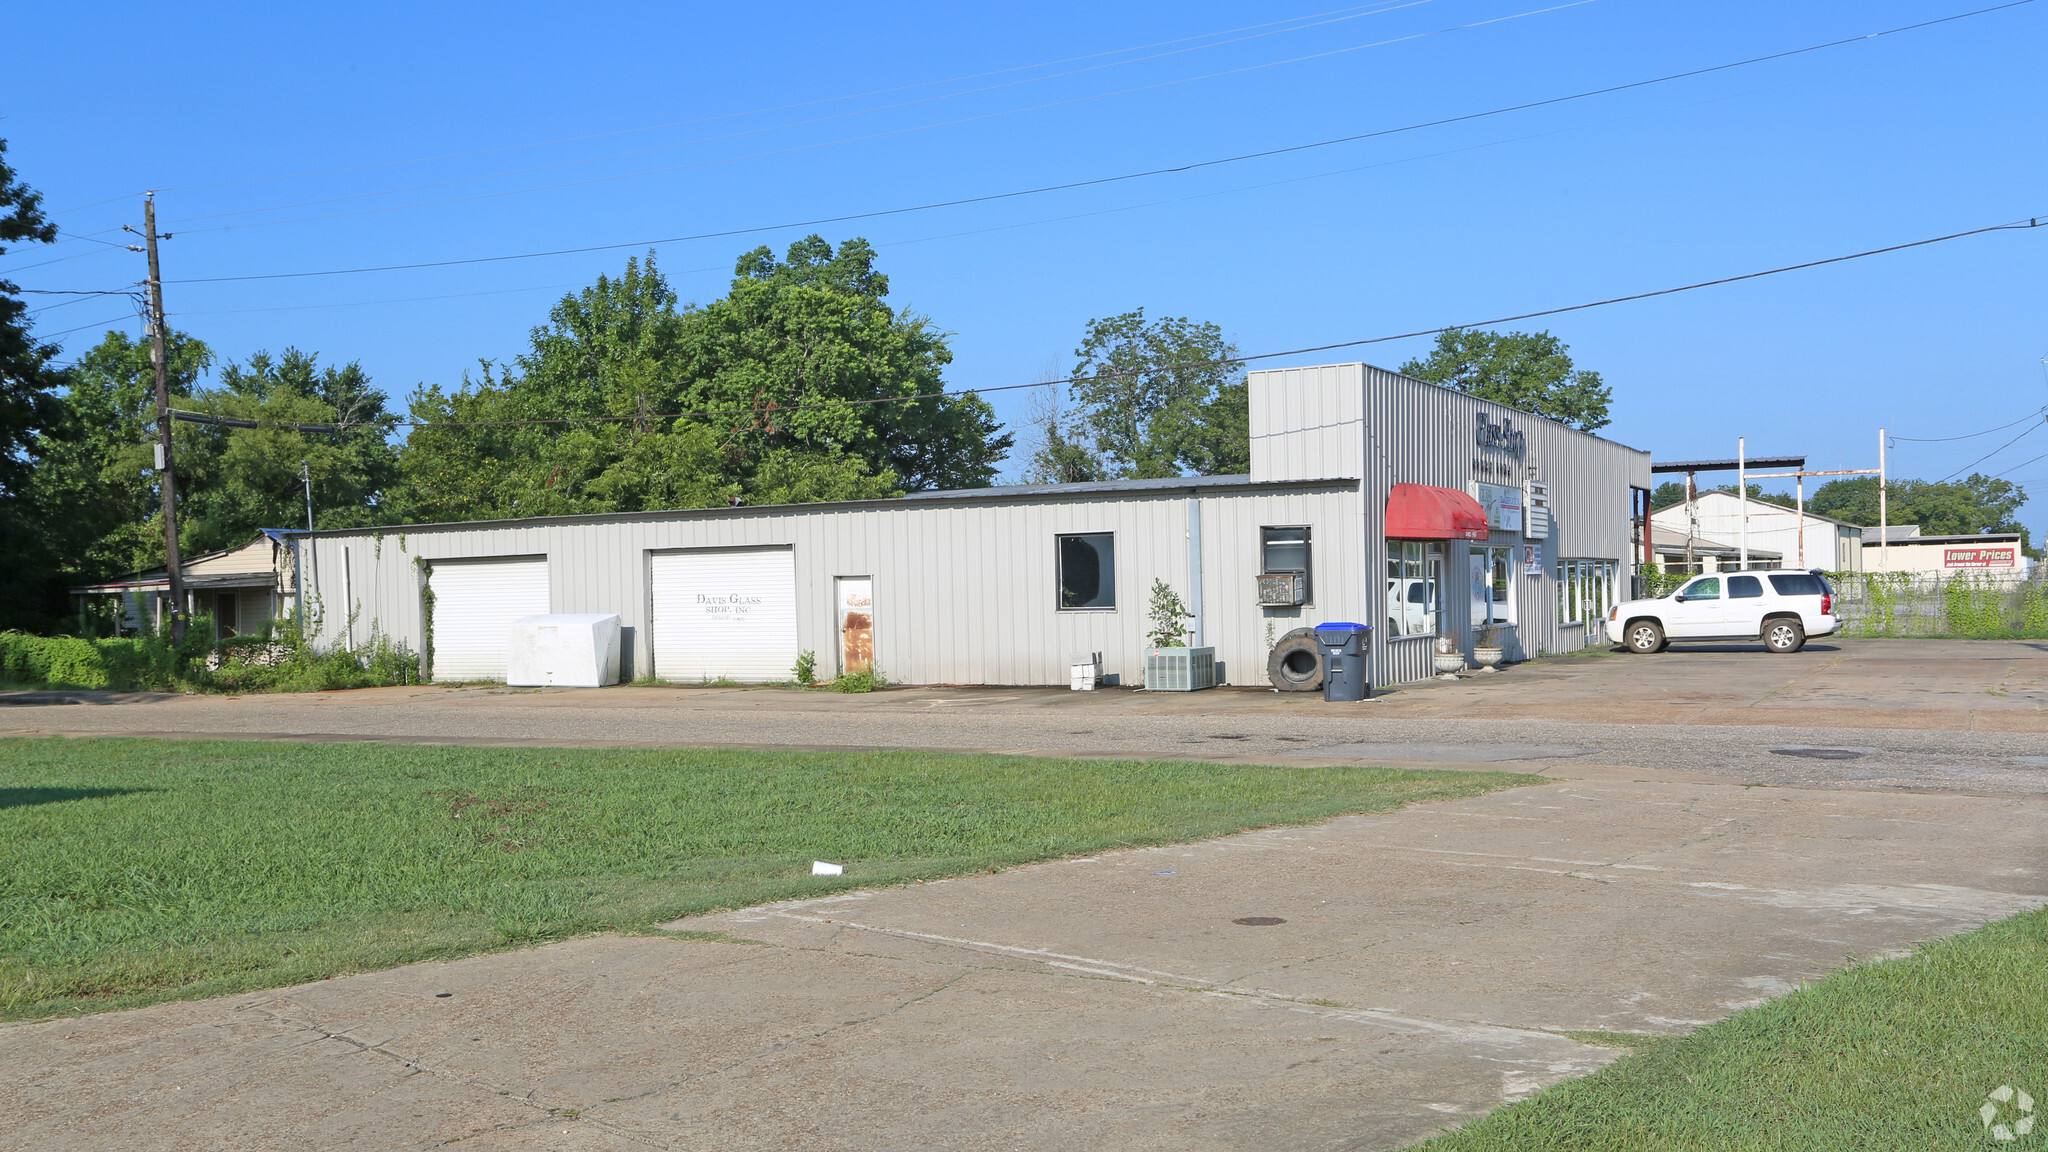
[{"x1": 1944, "y1": 547, "x2": 2015, "y2": 568}]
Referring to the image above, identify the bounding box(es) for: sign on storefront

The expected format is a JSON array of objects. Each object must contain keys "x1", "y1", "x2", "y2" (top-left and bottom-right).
[
  {"x1": 1476, "y1": 483, "x2": 1524, "y2": 533},
  {"x1": 1945, "y1": 547, "x2": 2016, "y2": 568}
]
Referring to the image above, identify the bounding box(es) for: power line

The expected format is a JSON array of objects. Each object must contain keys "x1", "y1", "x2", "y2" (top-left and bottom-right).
[
  {"x1": 131, "y1": 78, "x2": 1812, "y2": 320},
  {"x1": 167, "y1": 213, "x2": 2043, "y2": 433},
  {"x1": 1984, "y1": 450, "x2": 2048, "y2": 483},
  {"x1": 161, "y1": 0, "x2": 1455, "y2": 229},
  {"x1": 37, "y1": 313, "x2": 141, "y2": 339},
  {"x1": 1893, "y1": 405, "x2": 2048, "y2": 441},
  {"x1": 131, "y1": 1, "x2": 1433, "y2": 201},
  {"x1": 164, "y1": 1, "x2": 2038, "y2": 285},
  {"x1": 1940, "y1": 419, "x2": 2046, "y2": 482}
]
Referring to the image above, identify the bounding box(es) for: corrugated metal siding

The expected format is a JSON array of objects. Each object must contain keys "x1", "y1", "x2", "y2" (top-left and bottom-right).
[
  {"x1": 1250, "y1": 363, "x2": 1650, "y2": 685},
  {"x1": 1249, "y1": 363, "x2": 1364, "y2": 483},
  {"x1": 303, "y1": 481, "x2": 1362, "y2": 687},
  {"x1": 302, "y1": 361, "x2": 1646, "y2": 690}
]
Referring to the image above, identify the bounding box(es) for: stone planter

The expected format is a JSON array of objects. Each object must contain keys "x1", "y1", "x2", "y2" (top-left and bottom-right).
[
  {"x1": 1471, "y1": 646, "x2": 1504, "y2": 673},
  {"x1": 1431, "y1": 638, "x2": 1465, "y2": 680}
]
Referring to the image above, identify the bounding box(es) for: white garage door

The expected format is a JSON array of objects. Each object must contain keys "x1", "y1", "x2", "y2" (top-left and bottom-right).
[
  {"x1": 431, "y1": 558, "x2": 550, "y2": 682},
  {"x1": 650, "y1": 548, "x2": 798, "y2": 683}
]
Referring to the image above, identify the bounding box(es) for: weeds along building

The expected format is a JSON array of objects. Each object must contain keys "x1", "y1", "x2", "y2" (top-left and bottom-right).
[{"x1": 298, "y1": 363, "x2": 1651, "y2": 688}]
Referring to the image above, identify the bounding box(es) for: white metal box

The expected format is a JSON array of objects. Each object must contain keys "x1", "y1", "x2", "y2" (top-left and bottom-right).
[
  {"x1": 1143, "y1": 646, "x2": 1216, "y2": 692},
  {"x1": 507, "y1": 614, "x2": 622, "y2": 687}
]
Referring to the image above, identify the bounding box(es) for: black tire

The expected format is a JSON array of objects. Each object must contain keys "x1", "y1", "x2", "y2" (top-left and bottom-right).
[
  {"x1": 1763, "y1": 616, "x2": 1806, "y2": 653},
  {"x1": 1623, "y1": 619, "x2": 1666, "y2": 654},
  {"x1": 1267, "y1": 628, "x2": 1324, "y2": 691}
]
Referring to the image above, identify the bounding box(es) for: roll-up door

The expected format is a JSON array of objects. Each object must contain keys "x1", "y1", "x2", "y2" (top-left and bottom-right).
[
  {"x1": 650, "y1": 548, "x2": 797, "y2": 682},
  {"x1": 430, "y1": 558, "x2": 549, "y2": 681}
]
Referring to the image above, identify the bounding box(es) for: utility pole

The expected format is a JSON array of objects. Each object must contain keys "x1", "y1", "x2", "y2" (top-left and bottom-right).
[
  {"x1": 129, "y1": 193, "x2": 186, "y2": 643},
  {"x1": 1737, "y1": 436, "x2": 1749, "y2": 572},
  {"x1": 301, "y1": 459, "x2": 315, "y2": 531},
  {"x1": 1878, "y1": 428, "x2": 1889, "y2": 573}
]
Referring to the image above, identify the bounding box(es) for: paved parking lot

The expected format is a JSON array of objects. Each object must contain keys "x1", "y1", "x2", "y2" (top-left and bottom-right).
[
  {"x1": 6, "y1": 639, "x2": 2045, "y2": 791},
  {"x1": 2, "y1": 638, "x2": 2045, "y2": 1150}
]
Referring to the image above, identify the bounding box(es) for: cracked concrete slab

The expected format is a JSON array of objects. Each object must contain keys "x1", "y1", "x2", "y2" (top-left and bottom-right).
[
  {"x1": 3, "y1": 637, "x2": 2044, "y2": 1149},
  {"x1": 6, "y1": 776, "x2": 2042, "y2": 1151}
]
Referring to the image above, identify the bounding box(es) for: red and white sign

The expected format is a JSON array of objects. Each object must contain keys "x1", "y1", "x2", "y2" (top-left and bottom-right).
[{"x1": 1944, "y1": 547, "x2": 2016, "y2": 569}]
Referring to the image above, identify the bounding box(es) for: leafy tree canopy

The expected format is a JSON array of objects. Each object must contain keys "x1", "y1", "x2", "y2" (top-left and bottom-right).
[
  {"x1": 1653, "y1": 480, "x2": 1795, "y2": 512},
  {"x1": 395, "y1": 240, "x2": 1008, "y2": 522},
  {"x1": 1399, "y1": 328, "x2": 1613, "y2": 432},
  {"x1": 0, "y1": 143, "x2": 80, "y2": 630},
  {"x1": 1026, "y1": 309, "x2": 1247, "y2": 483},
  {"x1": 1811, "y1": 473, "x2": 2031, "y2": 553},
  {"x1": 0, "y1": 138, "x2": 59, "y2": 501}
]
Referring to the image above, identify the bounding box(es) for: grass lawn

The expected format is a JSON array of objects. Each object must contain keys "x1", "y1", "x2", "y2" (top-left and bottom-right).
[
  {"x1": 1418, "y1": 906, "x2": 2048, "y2": 1151},
  {"x1": 0, "y1": 736, "x2": 1529, "y2": 1021}
]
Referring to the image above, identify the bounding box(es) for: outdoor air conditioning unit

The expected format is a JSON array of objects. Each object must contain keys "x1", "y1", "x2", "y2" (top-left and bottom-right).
[{"x1": 1257, "y1": 573, "x2": 1305, "y2": 606}]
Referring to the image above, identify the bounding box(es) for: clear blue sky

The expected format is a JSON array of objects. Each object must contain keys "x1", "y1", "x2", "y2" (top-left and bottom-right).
[{"x1": 10, "y1": 0, "x2": 2046, "y2": 535}]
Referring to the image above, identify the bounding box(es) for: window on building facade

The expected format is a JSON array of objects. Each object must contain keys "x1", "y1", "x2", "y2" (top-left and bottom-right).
[
  {"x1": 1556, "y1": 559, "x2": 1620, "y2": 625},
  {"x1": 1261, "y1": 526, "x2": 1312, "y2": 601},
  {"x1": 1471, "y1": 545, "x2": 1516, "y2": 627},
  {"x1": 1385, "y1": 539, "x2": 1442, "y2": 637},
  {"x1": 1057, "y1": 533, "x2": 1116, "y2": 610}
]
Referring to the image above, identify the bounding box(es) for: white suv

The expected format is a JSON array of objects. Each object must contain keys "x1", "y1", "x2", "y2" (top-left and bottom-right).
[{"x1": 1610, "y1": 570, "x2": 1840, "y2": 654}]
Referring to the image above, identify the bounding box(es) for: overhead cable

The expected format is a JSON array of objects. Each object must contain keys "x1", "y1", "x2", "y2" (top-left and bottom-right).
[
  {"x1": 1892, "y1": 405, "x2": 2048, "y2": 441},
  {"x1": 164, "y1": 214, "x2": 2043, "y2": 432},
  {"x1": 143, "y1": 0, "x2": 1440, "y2": 199},
  {"x1": 163, "y1": 0, "x2": 1461, "y2": 228},
  {"x1": 1939, "y1": 419, "x2": 2046, "y2": 481},
  {"x1": 166, "y1": 1, "x2": 2039, "y2": 285}
]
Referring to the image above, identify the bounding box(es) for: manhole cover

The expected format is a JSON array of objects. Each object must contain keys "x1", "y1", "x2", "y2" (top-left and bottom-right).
[
  {"x1": 1769, "y1": 747, "x2": 1867, "y2": 760},
  {"x1": 1207, "y1": 734, "x2": 1250, "y2": 740},
  {"x1": 1232, "y1": 916, "x2": 1287, "y2": 926}
]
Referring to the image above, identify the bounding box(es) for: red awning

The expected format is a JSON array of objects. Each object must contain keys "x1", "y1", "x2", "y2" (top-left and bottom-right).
[{"x1": 1386, "y1": 483, "x2": 1489, "y2": 541}]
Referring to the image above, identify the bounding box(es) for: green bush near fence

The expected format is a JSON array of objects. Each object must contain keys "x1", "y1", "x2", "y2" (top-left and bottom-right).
[
  {"x1": 1825, "y1": 571, "x2": 2048, "y2": 639},
  {"x1": 0, "y1": 631, "x2": 194, "y2": 690},
  {"x1": 1627, "y1": 568, "x2": 2047, "y2": 639},
  {"x1": 0, "y1": 618, "x2": 421, "y2": 693}
]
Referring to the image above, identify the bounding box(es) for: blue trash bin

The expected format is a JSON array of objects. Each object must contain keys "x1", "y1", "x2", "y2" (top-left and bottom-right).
[{"x1": 1313, "y1": 622, "x2": 1371, "y2": 702}]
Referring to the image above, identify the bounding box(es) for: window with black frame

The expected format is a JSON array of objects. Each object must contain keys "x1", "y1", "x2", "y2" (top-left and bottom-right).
[
  {"x1": 1057, "y1": 533, "x2": 1116, "y2": 610},
  {"x1": 1260, "y1": 526, "x2": 1312, "y2": 602}
]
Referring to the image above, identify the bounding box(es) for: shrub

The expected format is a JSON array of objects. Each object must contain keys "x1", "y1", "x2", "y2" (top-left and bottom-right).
[
  {"x1": 1, "y1": 617, "x2": 419, "y2": 694},
  {"x1": 828, "y1": 667, "x2": 884, "y2": 693}
]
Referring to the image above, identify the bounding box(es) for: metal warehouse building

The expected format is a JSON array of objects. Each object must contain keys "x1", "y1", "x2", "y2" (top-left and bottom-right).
[{"x1": 299, "y1": 363, "x2": 1650, "y2": 689}]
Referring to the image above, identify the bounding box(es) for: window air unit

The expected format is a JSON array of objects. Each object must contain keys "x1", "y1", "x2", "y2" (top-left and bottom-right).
[{"x1": 1257, "y1": 573, "x2": 1305, "y2": 606}]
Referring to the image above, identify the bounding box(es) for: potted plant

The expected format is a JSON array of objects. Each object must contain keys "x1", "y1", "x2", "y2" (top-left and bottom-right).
[
  {"x1": 1432, "y1": 633, "x2": 1465, "y2": 680},
  {"x1": 1142, "y1": 579, "x2": 1215, "y2": 691},
  {"x1": 1472, "y1": 622, "x2": 1506, "y2": 673}
]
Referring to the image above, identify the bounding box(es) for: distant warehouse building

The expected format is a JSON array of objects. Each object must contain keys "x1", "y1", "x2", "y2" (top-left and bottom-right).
[{"x1": 297, "y1": 363, "x2": 1651, "y2": 689}]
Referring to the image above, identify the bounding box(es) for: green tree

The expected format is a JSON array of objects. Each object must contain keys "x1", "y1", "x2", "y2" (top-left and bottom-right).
[
  {"x1": 27, "y1": 330, "x2": 213, "y2": 586},
  {"x1": 1399, "y1": 328, "x2": 1613, "y2": 431},
  {"x1": 1033, "y1": 309, "x2": 1247, "y2": 481},
  {"x1": 1811, "y1": 473, "x2": 2032, "y2": 553},
  {"x1": 0, "y1": 140, "x2": 65, "y2": 630},
  {"x1": 174, "y1": 348, "x2": 401, "y2": 551},
  {"x1": 394, "y1": 241, "x2": 1009, "y2": 520}
]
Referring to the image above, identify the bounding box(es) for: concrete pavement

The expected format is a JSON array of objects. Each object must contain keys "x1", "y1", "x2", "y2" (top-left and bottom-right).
[{"x1": 2, "y1": 638, "x2": 2045, "y2": 1150}]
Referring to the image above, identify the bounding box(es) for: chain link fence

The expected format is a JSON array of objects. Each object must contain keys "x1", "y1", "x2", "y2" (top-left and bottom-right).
[
  {"x1": 1627, "y1": 567, "x2": 2048, "y2": 638},
  {"x1": 1825, "y1": 571, "x2": 2048, "y2": 638}
]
